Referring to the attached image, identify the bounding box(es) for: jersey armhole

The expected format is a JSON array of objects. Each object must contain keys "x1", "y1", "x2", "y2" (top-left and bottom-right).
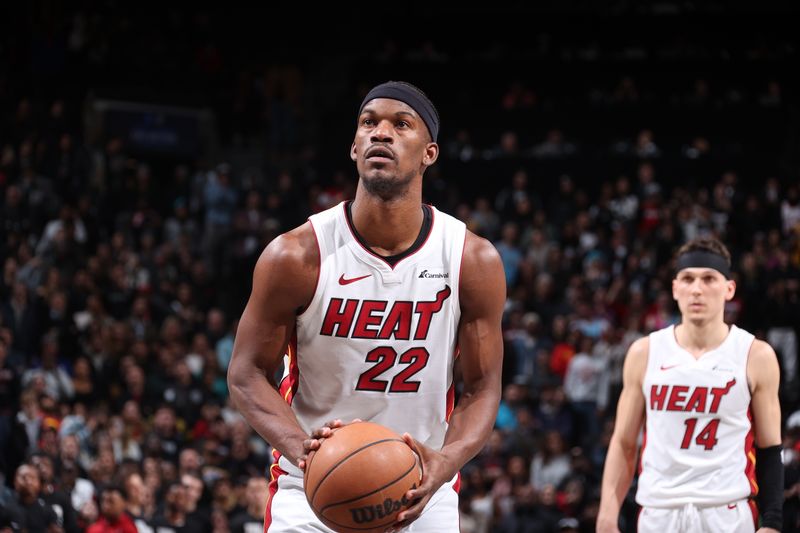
[
  {"x1": 454, "y1": 226, "x2": 468, "y2": 316},
  {"x1": 643, "y1": 331, "x2": 654, "y2": 372},
  {"x1": 296, "y1": 218, "x2": 324, "y2": 320},
  {"x1": 743, "y1": 335, "x2": 757, "y2": 398},
  {"x1": 640, "y1": 333, "x2": 656, "y2": 393}
]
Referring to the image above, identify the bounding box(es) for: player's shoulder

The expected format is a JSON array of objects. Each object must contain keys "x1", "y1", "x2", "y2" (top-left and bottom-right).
[
  {"x1": 747, "y1": 339, "x2": 779, "y2": 366},
  {"x1": 624, "y1": 336, "x2": 650, "y2": 375},
  {"x1": 463, "y1": 230, "x2": 503, "y2": 270},
  {"x1": 459, "y1": 230, "x2": 505, "y2": 307},
  {"x1": 749, "y1": 338, "x2": 776, "y2": 356},
  {"x1": 627, "y1": 336, "x2": 650, "y2": 359},
  {"x1": 746, "y1": 338, "x2": 781, "y2": 390},
  {"x1": 630, "y1": 335, "x2": 649, "y2": 351},
  {"x1": 256, "y1": 221, "x2": 319, "y2": 276}
]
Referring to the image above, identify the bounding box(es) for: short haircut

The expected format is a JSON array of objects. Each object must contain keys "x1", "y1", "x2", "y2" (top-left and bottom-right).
[
  {"x1": 99, "y1": 483, "x2": 127, "y2": 500},
  {"x1": 675, "y1": 237, "x2": 731, "y2": 267}
]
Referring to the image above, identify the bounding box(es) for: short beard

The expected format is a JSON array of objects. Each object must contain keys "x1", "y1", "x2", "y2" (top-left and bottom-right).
[{"x1": 360, "y1": 169, "x2": 416, "y2": 201}]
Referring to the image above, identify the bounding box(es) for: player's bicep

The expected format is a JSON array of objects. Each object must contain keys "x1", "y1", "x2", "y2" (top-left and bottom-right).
[
  {"x1": 748, "y1": 340, "x2": 782, "y2": 448},
  {"x1": 611, "y1": 338, "x2": 648, "y2": 450},
  {"x1": 457, "y1": 234, "x2": 506, "y2": 387},
  {"x1": 230, "y1": 231, "x2": 316, "y2": 381},
  {"x1": 613, "y1": 385, "x2": 646, "y2": 450},
  {"x1": 233, "y1": 294, "x2": 294, "y2": 383}
]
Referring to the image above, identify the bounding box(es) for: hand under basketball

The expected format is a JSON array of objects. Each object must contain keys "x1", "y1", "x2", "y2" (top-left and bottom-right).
[
  {"x1": 298, "y1": 418, "x2": 362, "y2": 470},
  {"x1": 390, "y1": 433, "x2": 457, "y2": 530}
]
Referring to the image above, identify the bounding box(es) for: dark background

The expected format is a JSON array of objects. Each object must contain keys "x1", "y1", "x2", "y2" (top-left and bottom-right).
[{"x1": 1, "y1": 2, "x2": 799, "y2": 532}]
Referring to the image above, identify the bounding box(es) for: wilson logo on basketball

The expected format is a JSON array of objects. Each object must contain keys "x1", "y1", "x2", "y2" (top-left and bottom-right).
[{"x1": 348, "y1": 484, "x2": 416, "y2": 524}]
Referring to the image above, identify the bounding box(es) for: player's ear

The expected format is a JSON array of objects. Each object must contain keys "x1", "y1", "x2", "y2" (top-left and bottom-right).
[
  {"x1": 350, "y1": 141, "x2": 357, "y2": 162},
  {"x1": 725, "y1": 279, "x2": 736, "y2": 301},
  {"x1": 422, "y1": 142, "x2": 439, "y2": 167},
  {"x1": 671, "y1": 278, "x2": 679, "y2": 301}
]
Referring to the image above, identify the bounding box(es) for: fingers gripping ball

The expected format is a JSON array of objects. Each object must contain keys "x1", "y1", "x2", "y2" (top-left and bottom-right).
[{"x1": 304, "y1": 421, "x2": 422, "y2": 532}]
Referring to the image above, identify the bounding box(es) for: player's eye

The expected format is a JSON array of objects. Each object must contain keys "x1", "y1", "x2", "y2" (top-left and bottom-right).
[
  {"x1": 361, "y1": 118, "x2": 374, "y2": 126},
  {"x1": 397, "y1": 120, "x2": 409, "y2": 128}
]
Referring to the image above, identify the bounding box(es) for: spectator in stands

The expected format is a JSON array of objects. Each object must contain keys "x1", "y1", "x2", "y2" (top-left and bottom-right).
[
  {"x1": 530, "y1": 431, "x2": 571, "y2": 490},
  {"x1": 86, "y1": 485, "x2": 137, "y2": 533},
  {"x1": 1, "y1": 463, "x2": 60, "y2": 532},
  {"x1": 228, "y1": 477, "x2": 266, "y2": 533},
  {"x1": 31, "y1": 452, "x2": 80, "y2": 532}
]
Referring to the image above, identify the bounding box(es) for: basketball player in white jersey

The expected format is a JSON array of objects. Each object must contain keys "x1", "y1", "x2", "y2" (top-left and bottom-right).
[
  {"x1": 597, "y1": 237, "x2": 783, "y2": 533},
  {"x1": 227, "y1": 81, "x2": 505, "y2": 532}
]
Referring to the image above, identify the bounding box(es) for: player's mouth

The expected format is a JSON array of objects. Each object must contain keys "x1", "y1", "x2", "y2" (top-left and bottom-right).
[
  {"x1": 689, "y1": 302, "x2": 705, "y2": 309},
  {"x1": 365, "y1": 145, "x2": 395, "y2": 163}
]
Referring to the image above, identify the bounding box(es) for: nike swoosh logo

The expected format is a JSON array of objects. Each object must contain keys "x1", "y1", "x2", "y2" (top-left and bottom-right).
[
  {"x1": 727, "y1": 504, "x2": 737, "y2": 509},
  {"x1": 339, "y1": 274, "x2": 372, "y2": 285},
  {"x1": 660, "y1": 364, "x2": 681, "y2": 371}
]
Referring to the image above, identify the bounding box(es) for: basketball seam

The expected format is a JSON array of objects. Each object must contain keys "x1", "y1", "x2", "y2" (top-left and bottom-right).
[
  {"x1": 317, "y1": 455, "x2": 418, "y2": 528},
  {"x1": 309, "y1": 437, "x2": 406, "y2": 504}
]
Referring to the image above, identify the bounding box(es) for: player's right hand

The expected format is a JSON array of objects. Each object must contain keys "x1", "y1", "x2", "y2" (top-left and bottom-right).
[{"x1": 298, "y1": 418, "x2": 362, "y2": 470}]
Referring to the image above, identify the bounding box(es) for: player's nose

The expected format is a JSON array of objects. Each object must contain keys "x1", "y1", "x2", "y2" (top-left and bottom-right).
[{"x1": 370, "y1": 120, "x2": 394, "y2": 143}]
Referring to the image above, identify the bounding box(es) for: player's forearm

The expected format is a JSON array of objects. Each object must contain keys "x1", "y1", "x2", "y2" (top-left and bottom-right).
[
  {"x1": 439, "y1": 378, "x2": 501, "y2": 476},
  {"x1": 598, "y1": 439, "x2": 637, "y2": 522},
  {"x1": 228, "y1": 362, "x2": 307, "y2": 464}
]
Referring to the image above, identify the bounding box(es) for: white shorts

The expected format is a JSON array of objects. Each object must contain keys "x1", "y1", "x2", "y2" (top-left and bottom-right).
[
  {"x1": 264, "y1": 458, "x2": 460, "y2": 533},
  {"x1": 638, "y1": 500, "x2": 757, "y2": 533}
]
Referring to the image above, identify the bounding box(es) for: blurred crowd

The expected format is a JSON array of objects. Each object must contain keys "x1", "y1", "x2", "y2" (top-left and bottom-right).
[{"x1": 1, "y1": 5, "x2": 800, "y2": 533}]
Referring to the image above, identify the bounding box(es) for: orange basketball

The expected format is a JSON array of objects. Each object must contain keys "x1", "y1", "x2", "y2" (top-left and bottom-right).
[{"x1": 303, "y1": 421, "x2": 422, "y2": 533}]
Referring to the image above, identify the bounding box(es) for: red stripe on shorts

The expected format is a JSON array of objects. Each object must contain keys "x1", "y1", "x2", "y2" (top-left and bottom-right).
[{"x1": 264, "y1": 462, "x2": 288, "y2": 533}]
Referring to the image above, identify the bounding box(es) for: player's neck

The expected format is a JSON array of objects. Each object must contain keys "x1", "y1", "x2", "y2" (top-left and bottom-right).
[
  {"x1": 350, "y1": 189, "x2": 424, "y2": 256},
  {"x1": 674, "y1": 319, "x2": 731, "y2": 357}
]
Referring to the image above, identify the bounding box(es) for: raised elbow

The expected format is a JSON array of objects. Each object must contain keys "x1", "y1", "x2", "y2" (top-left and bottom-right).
[{"x1": 226, "y1": 359, "x2": 247, "y2": 407}]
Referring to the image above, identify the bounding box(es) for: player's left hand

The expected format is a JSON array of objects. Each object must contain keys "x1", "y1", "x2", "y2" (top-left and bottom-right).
[
  {"x1": 298, "y1": 418, "x2": 362, "y2": 470},
  {"x1": 389, "y1": 433, "x2": 457, "y2": 531}
]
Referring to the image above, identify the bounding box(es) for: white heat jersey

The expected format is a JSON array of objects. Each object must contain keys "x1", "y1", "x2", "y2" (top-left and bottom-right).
[
  {"x1": 637, "y1": 324, "x2": 757, "y2": 507},
  {"x1": 277, "y1": 201, "x2": 465, "y2": 467}
]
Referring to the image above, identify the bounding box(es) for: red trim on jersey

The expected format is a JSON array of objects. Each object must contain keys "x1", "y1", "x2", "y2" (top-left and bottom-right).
[
  {"x1": 744, "y1": 408, "x2": 758, "y2": 496},
  {"x1": 445, "y1": 345, "x2": 459, "y2": 498},
  {"x1": 278, "y1": 332, "x2": 299, "y2": 405},
  {"x1": 341, "y1": 202, "x2": 435, "y2": 270},
  {"x1": 264, "y1": 462, "x2": 288, "y2": 533},
  {"x1": 445, "y1": 382, "x2": 455, "y2": 422},
  {"x1": 637, "y1": 398, "x2": 647, "y2": 528},
  {"x1": 747, "y1": 498, "x2": 758, "y2": 528}
]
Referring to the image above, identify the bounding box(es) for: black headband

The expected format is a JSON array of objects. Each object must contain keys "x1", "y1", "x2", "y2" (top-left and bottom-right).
[
  {"x1": 675, "y1": 250, "x2": 731, "y2": 279},
  {"x1": 359, "y1": 81, "x2": 439, "y2": 142}
]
